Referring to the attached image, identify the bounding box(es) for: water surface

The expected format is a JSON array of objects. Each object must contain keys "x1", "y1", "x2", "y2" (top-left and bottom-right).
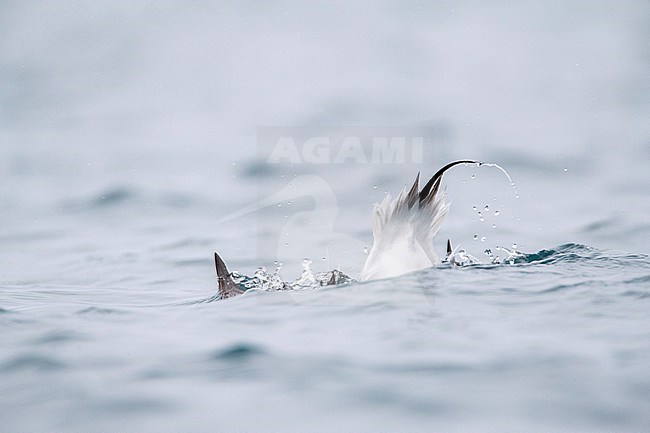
[{"x1": 1, "y1": 1, "x2": 649, "y2": 432}]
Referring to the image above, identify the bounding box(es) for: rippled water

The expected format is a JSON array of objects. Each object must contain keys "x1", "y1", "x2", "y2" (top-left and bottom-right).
[
  {"x1": 2, "y1": 1, "x2": 649, "y2": 432},
  {"x1": 2, "y1": 245, "x2": 650, "y2": 432}
]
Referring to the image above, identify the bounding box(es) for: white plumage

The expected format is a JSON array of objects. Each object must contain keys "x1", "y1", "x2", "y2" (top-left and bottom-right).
[{"x1": 359, "y1": 160, "x2": 476, "y2": 281}]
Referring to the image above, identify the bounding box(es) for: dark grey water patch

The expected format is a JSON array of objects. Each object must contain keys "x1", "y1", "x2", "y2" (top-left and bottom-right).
[
  {"x1": 76, "y1": 306, "x2": 125, "y2": 315},
  {"x1": 582, "y1": 218, "x2": 615, "y2": 233},
  {"x1": 89, "y1": 187, "x2": 135, "y2": 207},
  {"x1": 1, "y1": 354, "x2": 67, "y2": 372},
  {"x1": 376, "y1": 361, "x2": 474, "y2": 375},
  {"x1": 351, "y1": 383, "x2": 453, "y2": 415},
  {"x1": 81, "y1": 252, "x2": 142, "y2": 270},
  {"x1": 368, "y1": 298, "x2": 410, "y2": 311},
  {"x1": 522, "y1": 243, "x2": 598, "y2": 264},
  {"x1": 625, "y1": 253, "x2": 650, "y2": 262},
  {"x1": 172, "y1": 257, "x2": 211, "y2": 267},
  {"x1": 519, "y1": 248, "x2": 559, "y2": 264},
  {"x1": 240, "y1": 159, "x2": 282, "y2": 178},
  {"x1": 202, "y1": 343, "x2": 273, "y2": 381},
  {"x1": 0, "y1": 307, "x2": 28, "y2": 327},
  {"x1": 536, "y1": 280, "x2": 603, "y2": 295},
  {"x1": 32, "y1": 329, "x2": 84, "y2": 345},
  {"x1": 625, "y1": 379, "x2": 650, "y2": 400},
  {"x1": 87, "y1": 396, "x2": 175, "y2": 414},
  {"x1": 149, "y1": 278, "x2": 175, "y2": 286},
  {"x1": 182, "y1": 294, "x2": 221, "y2": 306},
  {"x1": 591, "y1": 253, "x2": 650, "y2": 270},
  {"x1": 585, "y1": 405, "x2": 636, "y2": 426},
  {"x1": 518, "y1": 245, "x2": 650, "y2": 271},
  {"x1": 620, "y1": 290, "x2": 650, "y2": 299},
  {"x1": 538, "y1": 243, "x2": 596, "y2": 264},
  {"x1": 136, "y1": 367, "x2": 181, "y2": 380},
  {"x1": 524, "y1": 396, "x2": 635, "y2": 432},
  {"x1": 210, "y1": 343, "x2": 267, "y2": 362},
  {"x1": 0, "y1": 315, "x2": 34, "y2": 328},
  {"x1": 624, "y1": 274, "x2": 650, "y2": 285},
  {"x1": 61, "y1": 186, "x2": 137, "y2": 211}
]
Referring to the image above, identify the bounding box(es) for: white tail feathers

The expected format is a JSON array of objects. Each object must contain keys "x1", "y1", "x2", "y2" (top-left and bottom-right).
[
  {"x1": 359, "y1": 173, "x2": 450, "y2": 281},
  {"x1": 359, "y1": 160, "x2": 479, "y2": 281}
]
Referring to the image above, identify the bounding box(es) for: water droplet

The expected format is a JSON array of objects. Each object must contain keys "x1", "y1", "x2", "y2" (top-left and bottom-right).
[
  {"x1": 373, "y1": 185, "x2": 378, "y2": 189},
  {"x1": 494, "y1": 210, "x2": 500, "y2": 216},
  {"x1": 515, "y1": 193, "x2": 520, "y2": 199},
  {"x1": 287, "y1": 201, "x2": 291, "y2": 205},
  {"x1": 484, "y1": 248, "x2": 492, "y2": 256},
  {"x1": 363, "y1": 246, "x2": 368, "y2": 254},
  {"x1": 473, "y1": 234, "x2": 478, "y2": 240},
  {"x1": 472, "y1": 205, "x2": 478, "y2": 211},
  {"x1": 481, "y1": 236, "x2": 486, "y2": 242},
  {"x1": 563, "y1": 168, "x2": 568, "y2": 172},
  {"x1": 492, "y1": 224, "x2": 496, "y2": 228},
  {"x1": 322, "y1": 257, "x2": 326, "y2": 261},
  {"x1": 484, "y1": 205, "x2": 489, "y2": 211},
  {"x1": 284, "y1": 242, "x2": 289, "y2": 247},
  {"x1": 512, "y1": 243, "x2": 518, "y2": 250},
  {"x1": 277, "y1": 203, "x2": 282, "y2": 207},
  {"x1": 471, "y1": 174, "x2": 475, "y2": 179}
]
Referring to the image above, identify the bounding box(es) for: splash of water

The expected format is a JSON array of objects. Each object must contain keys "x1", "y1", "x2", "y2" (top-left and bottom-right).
[
  {"x1": 292, "y1": 258, "x2": 318, "y2": 288},
  {"x1": 476, "y1": 161, "x2": 519, "y2": 198},
  {"x1": 448, "y1": 249, "x2": 481, "y2": 267},
  {"x1": 227, "y1": 160, "x2": 523, "y2": 292},
  {"x1": 270, "y1": 262, "x2": 288, "y2": 291},
  {"x1": 495, "y1": 245, "x2": 525, "y2": 265},
  {"x1": 464, "y1": 161, "x2": 520, "y2": 259},
  {"x1": 230, "y1": 258, "x2": 354, "y2": 294}
]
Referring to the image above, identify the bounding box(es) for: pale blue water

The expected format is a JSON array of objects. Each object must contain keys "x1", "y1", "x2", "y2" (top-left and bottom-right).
[{"x1": 1, "y1": 1, "x2": 649, "y2": 432}]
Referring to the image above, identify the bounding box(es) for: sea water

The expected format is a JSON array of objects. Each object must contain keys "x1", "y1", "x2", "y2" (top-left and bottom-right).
[
  {"x1": 1, "y1": 1, "x2": 650, "y2": 432},
  {"x1": 2, "y1": 244, "x2": 649, "y2": 433}
]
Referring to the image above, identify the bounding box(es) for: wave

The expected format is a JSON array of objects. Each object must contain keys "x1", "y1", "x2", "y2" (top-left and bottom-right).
[
  {"x1": 60, "y1": 186, "x2": 199, "y2": 212},
  {"x1": 519, "y1": 243, "x2": 649, "y2": 267},
  {"x1": 189, "y1": 243, "x2": 650, "y2": 303},
  {"x1": 1, "y1": 354, "x2": 67, "y2": 373}
]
